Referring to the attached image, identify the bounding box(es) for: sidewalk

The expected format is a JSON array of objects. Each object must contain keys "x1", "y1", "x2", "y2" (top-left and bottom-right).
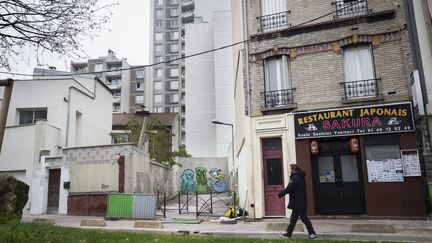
[{"x1": 21, "y1": 214, "x2": 432, "y2": 242}]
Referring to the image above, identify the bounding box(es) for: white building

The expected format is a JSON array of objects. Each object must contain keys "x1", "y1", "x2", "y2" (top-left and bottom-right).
[
  {"x1": 184, "y1": 0, "x2": 234, "y2": 157},
  {"x1": 0, "y1": 76, "x2": 113, "y2": 214},
  {"x1": 71, "y1": 50, "x2": 150, "y2": 113}
]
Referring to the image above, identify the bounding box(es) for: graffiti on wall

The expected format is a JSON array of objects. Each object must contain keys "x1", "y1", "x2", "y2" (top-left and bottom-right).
[
  {"x1": 180, "y1": 167, "x2": 227, "y2": 193},
  {"x1": 209, "y1": 168, "x2": 226, "y2": 193},
  {"x1": 181, "y1": 169, "x2": 196, "y2": 193}
]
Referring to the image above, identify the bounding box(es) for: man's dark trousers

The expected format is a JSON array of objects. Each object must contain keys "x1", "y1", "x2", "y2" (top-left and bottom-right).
[{"x1": 286, "y1": 210, "x2": 315, "y2": 236}]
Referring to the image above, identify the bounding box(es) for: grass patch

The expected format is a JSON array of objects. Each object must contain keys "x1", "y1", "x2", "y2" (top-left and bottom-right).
[{"x1": 0, "y1": 219, "x2": 380, "y2": 243}]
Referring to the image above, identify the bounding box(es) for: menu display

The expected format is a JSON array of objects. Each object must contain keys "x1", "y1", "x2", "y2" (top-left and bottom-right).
[
  {"x1": 401, "y1": 149, "x2": 421, "y2": 177},
  {"x1": 366, "y1": 159, "x2": 404, "y2": 183}
]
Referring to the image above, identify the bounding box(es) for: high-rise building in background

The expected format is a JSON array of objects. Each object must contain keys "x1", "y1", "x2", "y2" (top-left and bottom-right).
[
  {"x1": 71, "y1": 49, "x2": 150, "y2": 113},
  {"x1": 150, "y1": 0, "x2": 184, "y2": 141},
  {"x1": 150, "y1": 0, "x2": 234, "y2": 156}
]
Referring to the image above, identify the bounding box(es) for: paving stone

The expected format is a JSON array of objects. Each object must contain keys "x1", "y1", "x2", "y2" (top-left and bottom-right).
[
  {"x1": 134, "y1": 220, "x2": 163, "y2": 229},
  {"x1": 80, "y1": 219, "x2": 106, "y2": 227},
  {"x1": 351, "y1": 224, "x2": 396, "y2": 233}
]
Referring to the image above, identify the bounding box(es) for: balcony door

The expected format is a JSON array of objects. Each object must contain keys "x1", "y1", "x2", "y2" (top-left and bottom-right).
[
  {"x1": 264, "y1": 56, "x2": 292, "y2": 107},
  {"x1": 260, "y1": 0, "x2": 288, "y2": 30},
  {"x1": 343, "y1": 45, "x2": 376, "y2": 98}
]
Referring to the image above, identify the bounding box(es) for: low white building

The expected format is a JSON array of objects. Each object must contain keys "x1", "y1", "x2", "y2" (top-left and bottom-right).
[{"x1": 0, "y1": 76, "x2": 113, "y2": 214}]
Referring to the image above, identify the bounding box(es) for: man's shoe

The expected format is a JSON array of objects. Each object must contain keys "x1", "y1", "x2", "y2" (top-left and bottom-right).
[
  {"x1": 279, "y1": 233, "x2": 291, "y2": 239},
  {"x1": 309, "y1": 233, "x2": 318, "y2": 240}
]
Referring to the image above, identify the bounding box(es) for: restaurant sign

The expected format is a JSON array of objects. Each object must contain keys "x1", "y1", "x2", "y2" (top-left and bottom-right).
[{"x1": 294, "y1": 102, "x2": 414, "y2": 139}]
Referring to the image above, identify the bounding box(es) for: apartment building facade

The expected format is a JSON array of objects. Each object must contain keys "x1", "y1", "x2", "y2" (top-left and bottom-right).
[
  {"x1": 234, "y1": 0, "x2": 427, "y2": 219},
  {"x1": 150, "y1": 0, "x2": 184, "y2": 141},
  {"x1": 71, "y1": 50, "x2": 150, "y2": 113}
]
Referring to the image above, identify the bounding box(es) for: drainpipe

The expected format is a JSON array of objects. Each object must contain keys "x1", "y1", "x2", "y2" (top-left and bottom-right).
[
  {"x1": 242, "y1": 0, "x2": 251, "y2": 116},
  {"x1": 0, "y1": 79, "x2": 13, "y2": 153}
]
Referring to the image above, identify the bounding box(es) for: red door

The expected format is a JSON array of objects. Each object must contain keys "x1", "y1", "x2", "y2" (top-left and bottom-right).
[
  {"x1": 47, "y1": 169, "x2": 61, "y2": 214},
  {"x1": 263, "y1": 138, "x2": 285, "y2": 216}
]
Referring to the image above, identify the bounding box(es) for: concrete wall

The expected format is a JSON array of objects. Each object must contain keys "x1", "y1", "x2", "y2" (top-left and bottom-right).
[
  {"x1": 184, "y1": 3, "x2": 234, "y2": 158},
  {"x1": 31, "y1": 143, "x2": 180, "y2": 215},
  {"x1": 185, "y1": 23, "x2": 216, "y2": 157},
  {"x1": 179, "y1": 157, "x2": 228, "y2": 193}
]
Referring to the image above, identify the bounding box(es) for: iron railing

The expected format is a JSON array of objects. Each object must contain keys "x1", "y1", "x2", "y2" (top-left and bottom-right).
[
  {"x1": 257, "y1": 11, "x2": 290, "y2": 32},
  {"x1": 341, "y1": 78, "x2": 380, "y2": 99},
  {"x1": 333, "y1": 0, "x2": 369, "y2": 19},
  {"x1": 262, "y1": 89, "x2": 295, "y2": 108}
]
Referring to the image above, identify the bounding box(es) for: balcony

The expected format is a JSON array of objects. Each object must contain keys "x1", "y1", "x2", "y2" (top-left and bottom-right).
[
  {"x1": 261, "y1": 89, "x2": 295, "y2": 109},
  {"x1": 113, "y1": 95, "x2": 121, "y2": 103},
  {"x1": 332, "y1": 0, "x2": 370, "y2": 19},
  {"x1": 182, "y1": 11, "x2": 194, "y2": 24},
  {"x1": 341, "y1": 78, "x2": 381, "y2": 99},
  {"x1": 257, "y1": 11, "x2": 290, "y2": 32},
  {"x1": 181, "y1": 0, "x2": 194, "y2": 12}
]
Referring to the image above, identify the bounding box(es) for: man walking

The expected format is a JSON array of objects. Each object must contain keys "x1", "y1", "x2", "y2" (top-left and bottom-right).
[{"x1": 278, "y1": 164, "x2": 317, "y2": 240}]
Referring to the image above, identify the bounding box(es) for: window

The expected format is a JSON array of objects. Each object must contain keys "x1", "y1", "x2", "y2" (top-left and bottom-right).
[
  {"x1": 136, "y1": 69, "x2": 144, "y2": 77},
  {"x1": 155, "y1": 56, "x2": 163, "y2": 63},
  {"x1": 169, "y1": 19, "x2": 178, "y2": 29},
  {"x1": 260, "y1": 0, "x2": 288, "y2": 31},
  {"x1": 170, "y1": 0, "x2": 178, "y2": 5},
  {"x1": 154, "y1": 107, "x2": 163, "y2": 113},
  {"x1": 155, "y1": 68, "x2": 163, "y2": 77},
  {"x1": 136, "y1": 96, "x2": 144, "y2": 103},
  {"x1": 170, "y1": 106, "x2": 179, "y2": 112},
  {"x1": 170, "y1": 81, "x2": 179, "y2": 90},
  {"x1": 170, "y1": 43, "x2": 178, "y2": 52},
  {"x1": 170, "y1": 8, "x2": 178, "y2": 17},
  {"x1": 154, "y1": 82, "x2": 163, "y2": 90},
  {"x1": 19, "y1": 109, "x2": 47, "y2": 125},
  {"x1": 155, "y1": 94, "x2": 162, "y2": 103},
  {"x1": 170, "y1": 68, "x2": 179, "y2": 77},
  {"x1": 136, "y1": 82, "x2": 144, "y2": 90},
  {"x1": 171, "y1": 93, "x2": 179, "y2": 103},
  {"x1": 155, "y1": 33, "x2": 163, "y2": 41},
  {"x1": 94, "y1": 64, "x2": 103, "y2": 72},
  {"x1": 170, "y1": 31, "x2": 179, "y2": 40},
  {"x1": 169, "y1": 55, "x2": 179, "y2": 64},
  {"x1": 113, "y1": 104, "x2": 120, "y2": 112},
  {"x1": 155, "y1": 44, "x2": 162, "y2": 53},
  {"x1": 155, "y1": 9, "x2": 163, "y2": 17},
  {"x1": 155, "y1": 20, "x2": 163, "y2": 28},
  {"x1": 343, "y1": 45, "x2": 376, "y2": 98},
  {"x1": 264, "y1": 56, "x2": 292, "y2": 107},
  {"x1": 157, "y1": 0, "x2": 163, "y2": 5}
]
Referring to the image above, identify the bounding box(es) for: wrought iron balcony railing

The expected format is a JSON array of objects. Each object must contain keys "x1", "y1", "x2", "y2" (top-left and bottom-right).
[
  {"x1": 261, "y1": 89, "x2": 295, "y2": 109},
  {"x1": 332, "y1": 0, "x2": 369, "y2": 19},
  {"x1": 257, "y1": 11, "x2": 290, "y2": 32},
  {"x1": 341, "y1": 78, "x2": 381, "y2": 99}
]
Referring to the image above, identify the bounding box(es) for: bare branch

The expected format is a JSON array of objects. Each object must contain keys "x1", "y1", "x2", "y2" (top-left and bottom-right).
[{"x1": 0, "y1": 0, "x2": 118, "y2": 69}]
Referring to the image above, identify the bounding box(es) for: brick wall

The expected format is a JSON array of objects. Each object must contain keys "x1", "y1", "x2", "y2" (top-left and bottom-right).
[{"x1": 247, "y1": 0, "x2": 412, "y2": 116}]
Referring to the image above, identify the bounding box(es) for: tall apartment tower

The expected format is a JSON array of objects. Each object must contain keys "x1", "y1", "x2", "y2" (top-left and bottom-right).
[
  {"x1": 150, "y1": 0, "x2": 192, "y2": 145},
  {"x1": 71, "y1": 50, "x2": 150, "y2": 113},
  {"x1": 150, "y1": 0, "x2": 234, "y2": 156}
]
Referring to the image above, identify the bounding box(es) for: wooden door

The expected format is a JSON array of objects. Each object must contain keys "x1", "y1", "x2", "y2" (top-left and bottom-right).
[
  {"x1": 47, "y1": 169, "x2": 61, "y2": 214},
  {"x1": 262, "y1": 138, "x2": 285, "y2": 216}
]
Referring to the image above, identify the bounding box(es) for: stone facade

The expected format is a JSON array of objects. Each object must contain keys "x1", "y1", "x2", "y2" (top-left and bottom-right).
[{"x1": 247, "y1": 0, "x2": 412, "y2": 116}]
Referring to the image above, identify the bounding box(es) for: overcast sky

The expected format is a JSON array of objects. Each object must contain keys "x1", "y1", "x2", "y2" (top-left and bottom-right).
[{"x1": 0, "y1": 0, "x2": 150, "y2": 79}]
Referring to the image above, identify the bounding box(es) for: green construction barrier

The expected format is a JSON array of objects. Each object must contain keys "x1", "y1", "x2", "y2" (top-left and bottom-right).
[
  {"x1": 107, "y1": 193, "x2": 133, "y2": 218},
  {"x1": 429, "y1": 183, "x2": 432, "y2": 205}
]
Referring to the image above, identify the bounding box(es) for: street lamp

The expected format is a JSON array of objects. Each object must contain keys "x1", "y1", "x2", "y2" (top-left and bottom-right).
[{"x1": 212, "y1": 120, "x2": 236, "y2": 208}]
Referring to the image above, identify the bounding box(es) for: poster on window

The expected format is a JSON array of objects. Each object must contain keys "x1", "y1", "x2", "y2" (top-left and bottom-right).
[
  {"x1": 401, "y1": 149, "x2": 421, "y2": 177},
  {"x1": 366, "y1": 159, "x2": 404, "y2": 182}
]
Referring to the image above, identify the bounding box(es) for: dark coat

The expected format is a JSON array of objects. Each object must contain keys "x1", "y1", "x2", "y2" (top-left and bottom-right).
[{"x1": 277, "y1": 170, "x2": 307, "y2": 211}]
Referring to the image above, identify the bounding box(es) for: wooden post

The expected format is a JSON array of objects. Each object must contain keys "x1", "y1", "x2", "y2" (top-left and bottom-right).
[{"x1": 0, "y1": 79, "x2": 14, "y2": 154}]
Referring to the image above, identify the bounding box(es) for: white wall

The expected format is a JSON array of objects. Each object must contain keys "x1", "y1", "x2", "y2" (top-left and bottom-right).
[
  {"x1": 213, "y1": 10, "x2": 235, "y2": 158},
  {"x1": 184, "y1": 3, "x2": 234, "y2": 158},
  {"x1": 185, "y1": 23, "x2": 217, "y2": 157}
]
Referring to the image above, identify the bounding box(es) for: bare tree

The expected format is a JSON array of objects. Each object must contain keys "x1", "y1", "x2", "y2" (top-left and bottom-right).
[{"x1": 0, "y1": 0, "x2": 117, "y2": 69}]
